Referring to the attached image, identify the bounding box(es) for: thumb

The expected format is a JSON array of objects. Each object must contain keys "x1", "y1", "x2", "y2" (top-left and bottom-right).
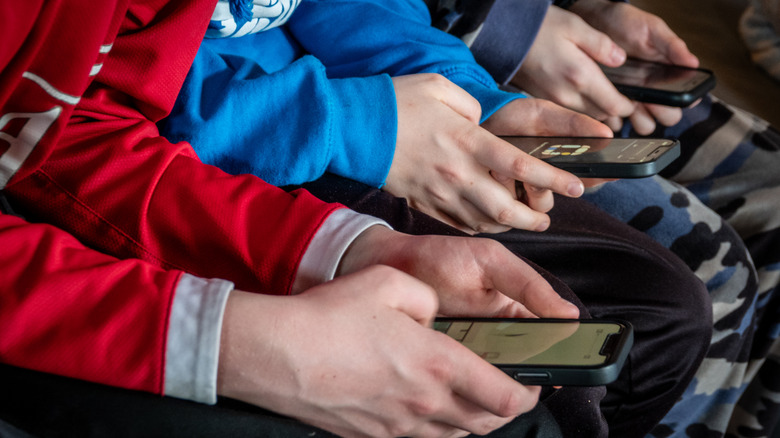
[{"x1": 365, "y1": 265, "x2": 440, "y2": 326}]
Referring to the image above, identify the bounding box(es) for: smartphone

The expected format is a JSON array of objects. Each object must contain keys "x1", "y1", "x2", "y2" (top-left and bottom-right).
[
  {"x1": 433, "y1": 318, "x2": 633, "y2": 386},
  {"x1": 501, "y1": 136, "x2": 680, "y2": 178},
  {"x1": 601, "y1": 58, "x2": 716, "y2": 107}
]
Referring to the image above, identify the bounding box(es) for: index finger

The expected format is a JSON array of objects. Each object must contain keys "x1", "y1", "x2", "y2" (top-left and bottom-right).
[
  {"x1": 579, "y1": 64, "x2": 637, "y2": 120},
  {"x1": 474, "y1": 132, "x2": 585, "y2": 199},
  {"x1": 479, "y1": 245, "x2": 581, "y2": 319},
  {"x1": 437, "y1": 333, "x2": 542, "y2": 419},
  {"x1": 647, "y1": 19, "x2": 699, "y2": 68}
]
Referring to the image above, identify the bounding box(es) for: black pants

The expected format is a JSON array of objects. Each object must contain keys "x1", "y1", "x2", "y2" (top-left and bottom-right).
[
  {"x1": 0, "y1": 363, "x2": 562, "y2": 438},
  {"x1": 0, "y1": 176, "x2": 710, "y2": 437},
  {"x1": 298, "y1": 174, "x2": 712, "y2": 438}
]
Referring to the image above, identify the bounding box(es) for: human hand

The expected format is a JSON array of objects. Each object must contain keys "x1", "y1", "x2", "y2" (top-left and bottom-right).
[
  {"x1": 569, "y1": 0, "x2": 700, "y2": 133},
  {"x1": 338, "y1": 225, "x2": 581, "y2": 319},
  {"x1": 218, "y1": 266, "x2": 539, "y2": 438},
  {"x1": 481, "y1": 97, "x2": 616, "y2": 189},
  {"x1": 387, "y1": 73, "x2": 585, "y2": 234},
  {"x1": 512, "y1": 6, "x2": 636, "y2": 130},
  {"x1": 571, "y1": 0, "x2": 698, "y2": 68}
]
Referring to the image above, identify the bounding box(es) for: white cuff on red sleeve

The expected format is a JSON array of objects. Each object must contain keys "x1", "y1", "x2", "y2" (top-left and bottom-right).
[{"x1": 164, "y1": 273, "x2": 233, "y2": 404}]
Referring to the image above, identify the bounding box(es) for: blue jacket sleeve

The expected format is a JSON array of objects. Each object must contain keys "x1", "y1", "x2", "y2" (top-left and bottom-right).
[
  {"x1": 287, "y1": 0, "x2": 523, "y2": 122},
  {"x1": 163, "y1": 0, "x2": 527, "y2": 189},
  {"x1": 162, "y1": 34, "x2": 397, "y2": 188}
]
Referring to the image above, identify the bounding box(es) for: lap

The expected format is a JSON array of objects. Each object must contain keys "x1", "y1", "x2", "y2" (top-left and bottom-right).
[
  {"x1": 297, "y1": 173, "x2": 711, "y2": 438},
  {"x1": 0, "y1": 363, "x2": 562, "y2": 438}
]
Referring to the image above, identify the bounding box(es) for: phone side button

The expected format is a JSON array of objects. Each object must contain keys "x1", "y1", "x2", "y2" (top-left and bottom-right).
[{"x1": 513, "y1": 371, "x2": 550, "y2": 384}]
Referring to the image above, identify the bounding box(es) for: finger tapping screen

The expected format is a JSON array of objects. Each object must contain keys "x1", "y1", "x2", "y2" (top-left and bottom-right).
[
  {"x1": 511, "y1": 138, "x2": 675, "y2": 164},
  {"x1": 434, "y1": 321, "x2": 620, "y2": 366}
]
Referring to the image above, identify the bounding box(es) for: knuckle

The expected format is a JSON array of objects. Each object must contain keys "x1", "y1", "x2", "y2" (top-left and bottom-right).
[
  {"x1": 508, "y1": 155, "x2": 532, "y2": 179},
  {"x1": 420, "y1": 73, "x2": 450, "y2": 95},
  {"x1": 424, "y1": 358, "x2": 456, "y2": 384},
  {"x1": 435, "y1": 164, "x2": 465, "y2": 186},
  {"x1": 495, "y1": 206, "x2": 516, "y2": 227},
  {"x1": 570, "y1": 72, "x2": 589, "y2": 90},
  {"x1": 494, "y1": 390, "x2": 530, "y2": 418},
  {"x1": 647, "y1": 15, "x2": 665, "y2": 29},
  {"x1": 528, "y1": 97, "x2": 551, "y2": 114},
  {"x1": 563, "y1": 66, "x2": 588, "y2": 90},
  {"x1": 471, "y1": 237, "x2": 505, "y2": 262},
  {"x1": 422, "y1": 182, "x2": 452, "y2": 205},
  {"x1": 602, "y1": 100, "x2": 625, "y2": 117},
  {"x1": 555, "y1": 92, "x2": 579, "y2": 110},
  {"x1": 425, "y1": 72, "x2": 449, "y2": 87},
  {"x1": 472, "y1": 221, "x2": 511, "y2": 234},
  {"x1": 407, "y1": 393, "x2": 443, "y2": 417},
  {"x1": 451, "y1": 124, "x2": 481, "y2": 154},
  {"x1": 472, "y1": 222, "x2": 491, "y2": 234}
]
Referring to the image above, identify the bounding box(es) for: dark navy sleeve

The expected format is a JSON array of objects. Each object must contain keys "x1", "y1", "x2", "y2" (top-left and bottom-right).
[{"x1": 467, "y1": 0, "x2": 552, "y2": 85}]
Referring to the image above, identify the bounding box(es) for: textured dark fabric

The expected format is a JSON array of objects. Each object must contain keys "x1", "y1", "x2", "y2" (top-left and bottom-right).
[
  {"x1": 0, "y1": 192, "x2": 17, "y2": 217},
  {"x1": 468, "y1": 0, "x2": 548, "y2": 84},
  {"x1": 0, "y1": 363, "x2": 563, "y2": 438},
  {"x1": 0, "y1": 176, "x2": 709, "y2": 438},
  {"x1": 298, "y1": 174, "x2": 711, "y2": 438}
]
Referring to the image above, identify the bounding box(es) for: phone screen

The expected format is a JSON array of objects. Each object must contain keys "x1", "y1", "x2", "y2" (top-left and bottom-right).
[
  {"x1": 601, "y1": 58, "x2": 712, "y2": 92},
  {"x1": 505, "y1": 137, "x2": 675, "y2": 165},
  {"x1": 433, "y1": 320, "x2": 621, "y2": 366}
]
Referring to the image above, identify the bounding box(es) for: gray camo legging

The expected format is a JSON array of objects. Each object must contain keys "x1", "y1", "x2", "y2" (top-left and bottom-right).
[{"x1": 584, "y1": 94, "x2": 780, "y2": 438}]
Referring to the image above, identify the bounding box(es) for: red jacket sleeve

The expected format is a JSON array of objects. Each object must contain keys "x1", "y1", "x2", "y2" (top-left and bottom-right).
[
  {"x1": 0, "y1": 0, "x2": 343, "y2": 395},
  {"x1": 0, "y1": 212, "x2": 184, "y2": 394},
  {"x1": 4, "y1": 0, "x2": 344, "y2": 293}
]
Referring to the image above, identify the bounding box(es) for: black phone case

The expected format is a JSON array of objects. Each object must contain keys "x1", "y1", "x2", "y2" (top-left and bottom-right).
[
  {"x1": 503, "y1": 326, "x2": 633, "y2": 386},
  {"x1": 548, "y1": 140, "x2": 681, "y2": 178},
  {"x1": 612, "y1": 67, "x2": 716, "y2": 107},
  {"x1": 435, "y1": 318, "x2": 634, "y2": 387}
]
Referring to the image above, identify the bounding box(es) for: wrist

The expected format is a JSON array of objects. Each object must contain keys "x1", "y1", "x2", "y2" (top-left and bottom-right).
[
  {"x1": 216, "y1": 290, "x2": 287, "y2": 403},
  {"x1": 336, "y1": 225, "x2": 397, "y2": 277}
]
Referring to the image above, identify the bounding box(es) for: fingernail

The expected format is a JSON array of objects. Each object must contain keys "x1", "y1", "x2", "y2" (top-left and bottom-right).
[
  {"x1": 567, "y1": 181, "x2": 584, "y2": 197},
  {"x1": 535, "y1": 218, "x2": 550, "y2": 232},
  {"x1": 612, "y1": 46, "x2": 626, "y2": 64},
  {"x1": 566, "y1": 300, "x2": 580, "y2": 313}
]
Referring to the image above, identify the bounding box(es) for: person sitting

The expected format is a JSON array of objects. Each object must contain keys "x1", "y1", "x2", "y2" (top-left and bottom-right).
[
  {"x1": 438, "y1": 0, "x2": 780, "y2": 434},
  {"x1": 160, "y1": 1, "x2": 714, "y2": 435}
]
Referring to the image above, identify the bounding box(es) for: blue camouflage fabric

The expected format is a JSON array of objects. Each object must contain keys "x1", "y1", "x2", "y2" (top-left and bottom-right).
[
  {"x1": 446, "y1": 5, "x2": 780, "y2": 430},
  {"x1": 584, "y1": 94, "x2": 780, "y2": 438}
]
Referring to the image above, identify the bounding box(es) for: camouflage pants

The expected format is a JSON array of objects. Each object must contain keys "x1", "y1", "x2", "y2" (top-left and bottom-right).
[{"x1": 583, "y1": 95, "x2": 780, "y2": 438}]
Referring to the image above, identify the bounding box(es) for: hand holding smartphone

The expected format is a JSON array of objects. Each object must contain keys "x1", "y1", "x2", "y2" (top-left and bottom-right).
[
  {"x1": 601, "y1": 58, "x2": 716, "y2": 107},
  {"x1": 434, "y1": 318, "x2": 633, "y2": 386},
  {"x1": 501, "y1": 136, "x2": 680, "y2": 178}
]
